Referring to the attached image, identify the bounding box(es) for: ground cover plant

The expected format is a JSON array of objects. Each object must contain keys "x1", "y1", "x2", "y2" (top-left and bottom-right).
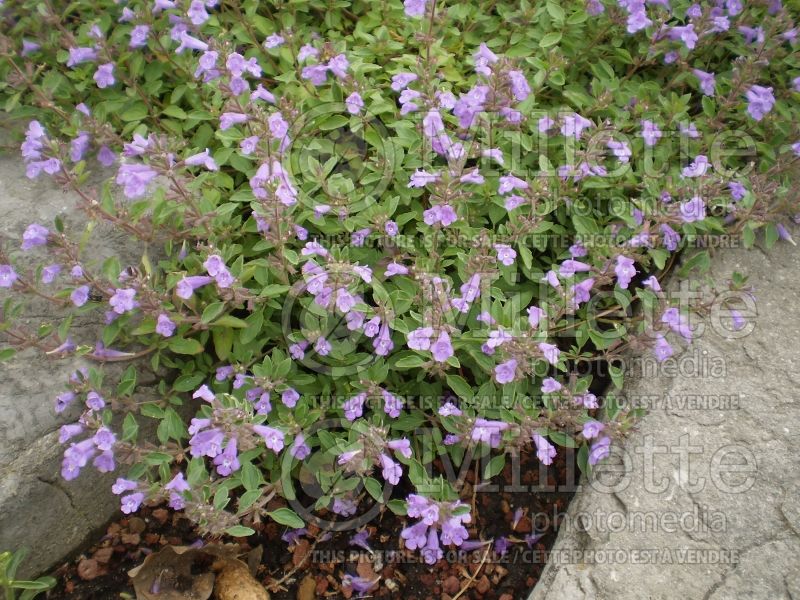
[{"x1": 0, "y1": 0, "x2": 798, "y2": 594}]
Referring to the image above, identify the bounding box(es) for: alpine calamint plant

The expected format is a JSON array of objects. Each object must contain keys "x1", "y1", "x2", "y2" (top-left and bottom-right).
[{"x1": 0, "y1": 0, "x2": 798, "y2": 564}]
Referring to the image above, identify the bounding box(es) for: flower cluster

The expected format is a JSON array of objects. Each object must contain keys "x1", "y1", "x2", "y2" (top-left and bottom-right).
[{"x1": 0, "y1": 0, "x2": 798, "y2": 570}]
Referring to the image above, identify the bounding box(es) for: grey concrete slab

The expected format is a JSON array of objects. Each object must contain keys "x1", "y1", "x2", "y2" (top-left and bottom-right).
[{"x1": 530, "y1": 232, "x2": 800, "y2": 599}]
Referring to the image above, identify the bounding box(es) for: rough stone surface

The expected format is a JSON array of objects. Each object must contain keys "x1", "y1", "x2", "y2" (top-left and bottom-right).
[
  {"x1": 0, "y1": 146, "x2": 136, "y2": 576},
  {"x1": 531, "y1": 234, "x2": 800, "y2": 599}
]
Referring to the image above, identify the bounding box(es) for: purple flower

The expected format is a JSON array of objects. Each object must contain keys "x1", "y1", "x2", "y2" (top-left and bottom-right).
[
  {"x1": 192, "y1": 384, "x2": 215, "y2": 402},
  {"x1": 93, "y1": 427, "x2": 116, "y2": 452},
  {"x1": 59, "y1": 423, "x2": 84, "y2": 444},
  {"x1": 533, "y1": 434, "x2": 556, "y2": 465},
  {"x1": 325, "y1": 54, "x2": 348, "y2": 79},
  {"x1": 653, "y1": 333, "x2": 673, "y2": 361},
  {"x1": 21, "y1": 223, "x2": 48, "y2": 250},
  {"x1": 86, "y1": 391, "x2": 105, "y2": 410},
  {"x1": 791, "y1": 142, "x2": 800, "y2": 157},
  {"x1": 282, "y1": 388, "x2": 300, "y2": 408},
  {"x1": 220, "y1": 112, "x2": 248, "y2": 130},
  {"x1": 430, "y1": 331, "x2": 454, "y2": 362},
  {"x1": 21, "y1": 39, "x2": 41, "y2": 56},
  {"x1": 70, "y1": 285, "x2": 90, "y2": 307},
  {"x1": 403, "y1": 0, "x2": 428, "y2": 17},
  {"x1": 508, "y1": 70, "x2": 530, "y2": 101},
  {"x1": 607, "y1": 140, "x2": 631, "y2": 163},
  {"x1": 185, "y1": 148, "x2": 219, "y2": 170},
  {"x1": 407, "y1": 327, "x2": 433, "y2": 351},
  {"x1": 539, "y1": 342, "x2": 560, "y2": 365},
  {"x1": 54, "y1": 391, "x2": 76, "y2": 413},
  {"x1": 626, "y1": 8, "x2": 652, "y2": 33},
  {"x1": 239, "y1": 135, "x2": 261, "y2": 155},
  {"x1": 745, "y1": 85, "x2": 775, "y2": 121},
  {"x1": 494, "y1": 244, "x2": 516, "y2": 266},
  {"x1": 561, "y1": 114, "x2": 593, "y2": 139},
  {"x1": 297, "y1": 45, "x2": 319, "y2": 62},
  {"x1": 113, "y1": 478, "x2": 139, "y2": 495},
  {"x1": 642, "y1": 275, "x2": 661, "y2": 292},
  {"x1": 379, "y1": 453, "x2": 402, "y2": 485},
  {"x1": 541, "y1": 377, "x2": 562, "y2": 393},
  {"x1": 176, "y1": 275, "x2": 213, "y2": 299},
  {"x1": 679, "y1": 196, "x2": 706, "y2": 222},
  {"x1": 387, "y1": 438, "x2": 412, "y2": 459},
  {"x1": 588, "y1": 436, "x2": 612, "y2": 465},
  {"x1": 289, "y1": 341, "x2": 308, "y2": 360},
  {"x1": 214, "y1": 438, "x2": 240, "y2": 476},
  {"x1": 314, "y1": 336, "x2": 331, "y2": 356},
  {"x1": 156, "y1": 313, "x2": 176, "y2": 337},
  {"x1": 264, "y1": 33, "x2": 285, "y2": 48},
  {"x1": 165, "y1": 472, "x2": 190, "y2": 493},
  {"x1": 641, "y1": 120, "x2": 662, "y2": 146},
  {"x1": 661, "y1": 307, "x2": 693, "y2": 341},
  {"x1": 187, "y1": 0, "x2": 209, "y2": 24},
  {"x1": 669, "y1": 24, "x2": 698, "y2": 49},
  {"x1": 729, "y1": 182, "x2": 747, "y2": 200},
  {"x1": 660, "y1": 224, "x2": 680, "y2": 251},
  {"x1": 408, "y1": 169, "x2": 440, "y2": 188},
  {"x1": 385, "y1": 262, "x2": 408, "y2": 277},
  {"x1": 92, "y1": 450, "x2": 117, "y2": 473},
  {"x1": 70, "y1": 131, "x2": 91, "y2": 162},
  {"x1": 692, "y1": 69, "x2": 716, "y2": 96},
  {"x1": 190, "y1": 427, "x2": 225, "y2": 457},
  {"x1": 116, "y1": 163, "x2": 158, "y2": 199},
  {"x1": 569, "y1": 278, "x2": 594, "y2": 308},
  {"x1": 471, "y1": 418, "x2": 509, "y2": 448},
  {"x1": 498, "y1": 174, "x2": 529, "y2": 195},
  {"x1": 576, "y1": 392, "x2": 599, "y2": 409},
  {"x1": 582, "y1": 420, "x2": 604, "y2": 439},
  {"x1": 527, "y1": 306, "x2": 546, "y2": 328},
  {"x1": 94, "y1": 63, "x2": 115, "y2": 88},
  {"x1": 495, "y1": 359, "x2": 517, "y2": 384},
  {"x1": 130, "y1": 25, "x2": 150, "y2": 48},
  {"x1": 559, "y1": 259, "x2": 591, "y2": 277},
  {"x1": 253, "y1": 425, "x2": 285, "y2": 452},
  {"x1": 345, "y1": 92, "x2": 364, "y2": 115},
  {"x1": 343, "y1": 392, "x2": 367, "y2": 421},
  {"x1": 391, "y1": 73, "x2": 418, "y2": 92},
  {"x1": 67, "y1": 47, "x2": 98, "y2": 67},
  {"x1": 121, "y1": 492, "x2": 145, "y2": 514},
  {"x1": 682, "y1": 155, "x2": 710, "y2": 178},
  {"x1": 614, "y1": 255, "x2": 637, "y2": 289},
  {"x1": 285, "y1": 433, "x2": 310, "y2": 460},
  {"x1": 109, "y1": 288, "x2": 138, "y2": 314},
  {"x1": 383, "y1": 389, "x2": 404, "y2": 418},
  {"x1": 587, "y1": 0, "x2": 605, "y2": 14},
  {"x1": 301, "y1": 64, "x2": 329, "y2": 85}
]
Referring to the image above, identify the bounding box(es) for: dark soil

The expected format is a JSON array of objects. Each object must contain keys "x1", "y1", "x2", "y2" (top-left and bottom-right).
[{"x1": 46, "y1": 447, "x2": 577, "y2": 600}]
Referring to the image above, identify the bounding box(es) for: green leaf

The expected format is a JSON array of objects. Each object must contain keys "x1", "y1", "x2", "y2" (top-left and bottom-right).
[
  {"x1": 201, "y1": 302, "x2": 226, "y2": 323},
  {"x1": 318, "y1": 114, "x2": 349, "y2": 131},
  {"x1": 446, "y1": 374, "x2": 474, "y2": 401},
  {"x1": 225, "y1": 525, "x2": 255, "y2": 537},
  {"x1": 546, "y1": 1, "x2": 565, "y2": 21},
  {"x1": 267, "y1": 507, "x2": 305, "y2": 528},
  {"x1": 212, "y1": 315, "x2": 249, "y2": 328},
  {"x1": 483, "y1": 454, "x2": 506, "y2": 479},
  {"x1": 120, "y1": 103, "x2": 148, "y2": 122},
  {"x1": 162, "y1": 105, "x2": 187, "y2": 119},
  {"x1": 539, "y1": 32, "x2": 562, "y2": 48},
  {"x1": 168, "y1": 337, "x2": 205, "y2": 355}
]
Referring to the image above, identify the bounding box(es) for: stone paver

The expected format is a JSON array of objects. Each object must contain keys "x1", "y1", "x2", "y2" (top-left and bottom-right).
[
  {"x1": 531, "y1": 233, "x2": 800, "y2": 599},
  {"x1": 0, "y1": 147, "x2": 134, "y2": 576}
]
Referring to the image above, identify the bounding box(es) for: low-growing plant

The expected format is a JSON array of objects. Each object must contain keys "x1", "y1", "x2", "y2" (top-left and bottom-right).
[
  {"x1": 0, "y1": 0, "x2": 797, "y2": 566},
  {"x1": 0, "y1": 550, "x2": 56, "y2": 600}
]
